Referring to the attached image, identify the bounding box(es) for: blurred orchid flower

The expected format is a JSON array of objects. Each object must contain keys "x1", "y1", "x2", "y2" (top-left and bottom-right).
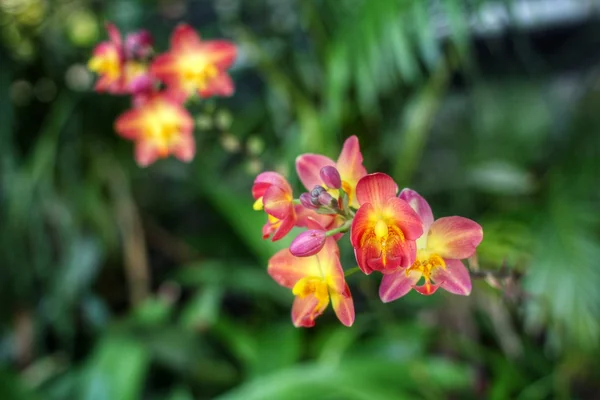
[
  {"x1": 88, "y1": 23, "x2": 155, "y2": 95},
  {"x1": 114, "y1": 93, "x2": 194, "y2": 167},
  {"x1": 151, "y1": 24, "x2": 237, "y2": 102},
  {"x1": 87, "y1": 23, "x2": 124, "y2": 93},
  {"x1": 252, "y1": 172, "x2": 297, "y2": 241}
]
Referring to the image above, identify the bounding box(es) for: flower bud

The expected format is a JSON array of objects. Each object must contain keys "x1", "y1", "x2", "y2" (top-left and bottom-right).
[
  {"x1": 320, "y1": 166, "x2": 342, "y2": 189},
  {"x1": 310, "y1": 185, "x2": 327, "y2": 206},
  {"x1": 318, "y1": 191, "x2": 338, "y2": 208},
  {"x1": 290, "y1": 230, "x2": 327, "y2": 257},
  {"x1": 125, "y1": 30, "x2": 153, "y2": 59},
  {"x1": 128, "y1": 74, "x2": 154, "y2": 94},
  {"x1": 299, "y1": 192, "x2": 318, "y2": 209},
  {"x1": 311, "y1": 185, "x2": 326, "y2": 198}
]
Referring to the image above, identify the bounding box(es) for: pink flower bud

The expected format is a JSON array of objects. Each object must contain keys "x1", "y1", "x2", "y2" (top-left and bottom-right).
[
  {"x1": 125, "y1": 30, "x2": 153, "y2": 59},
  {"x1": 299, "y1": 192, "x2": 318, "y2": 209},
  {"x1": 290, "y1": 230, "x2": 327, "y2": 257},
  {"x1": 320, "y1": 166, "x2": 342, "y2": 189},
  {"x1": 128, "y1": 74, "x2": 154, "y2": 94}
]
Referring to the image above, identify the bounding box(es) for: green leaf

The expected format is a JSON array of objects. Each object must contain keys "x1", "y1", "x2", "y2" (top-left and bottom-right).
[
  {"x1": 165, "y1": 386, "x2": 195, "y2": 400},
  {"x1": 0, "y1": 369, "x2": 39, "y2": 400},
  {"x1": 195, "y1": 175, "x2": 290, "y2": 265},
  {"x1": 80, "y1": 336, "x2": 150, "y2": 400},
  {"x1": 179, "y1": 285, "x2": 224, "y2": 330},
  {"x1": 250, "y1": 322, "x2": 301, "y2": 377},
  {"x1": 175, "y1": 260, "x2": 290, "y2": 305},
  {"x1": 524, "y1": 183, "x2": 600, "y2": 350}
]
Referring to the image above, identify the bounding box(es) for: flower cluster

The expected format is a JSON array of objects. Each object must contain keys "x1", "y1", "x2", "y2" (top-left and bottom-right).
[
  {"x1": 253, "y1": 136, "x2": 483, "y2": 327},
  {"x1": 88, "y1": 23, "x2": 236, "y2": 166}
]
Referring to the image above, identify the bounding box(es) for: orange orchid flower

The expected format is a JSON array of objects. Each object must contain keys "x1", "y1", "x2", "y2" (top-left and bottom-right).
[
  {"x1": 88, "y1": 23, "x2": 154, "y2": 95},
  {"x1": 87, "y1": 23, "x2": 124, "y2": 93},
  {"x1": 150, "y1": 24, "x2": 237, "y2": 102},
  {"x1": 350, "y1": 173, "x2": 423, "y2": 275},
  {"x1": 380, "y1": 189, "x2": 483, "y2": 300},
  {"x1": 295, "y1": 135, "x2": 367, "y2": 209},
  {"x1": 268, "y1": 239, "x2": 354, "y2": 327},
  {"x1": 252, "y1": 172, "x2": 297, "y2": 241},
  {"x1": 114, "y1": 94, "x2": 195, "y2": 167}
]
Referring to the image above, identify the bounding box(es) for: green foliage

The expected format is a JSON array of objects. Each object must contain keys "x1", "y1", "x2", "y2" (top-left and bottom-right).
[{"x1": 1, "y1": 0, "x2": 600, "y2": 399}]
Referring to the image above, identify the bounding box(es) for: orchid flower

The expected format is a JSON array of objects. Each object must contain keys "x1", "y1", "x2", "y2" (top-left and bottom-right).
[
  {"x1": 268, "y1": 239, "x2": 354, "y2": 327},
  {"x1": 114, "y1": 93, "x2": 194, "y2": 166},
  {"x1": 350, "y1": 173, "x2": 423, "y2": 274},
  {"x1": 150, "y1": 24, "x2": 236, "y2": 102},
  {"x1": 379, "y1": 189, "x2": 483, "y2": 300},
  {"x1": 296, "y1": 136, "x2": 367, "y2": 209}
]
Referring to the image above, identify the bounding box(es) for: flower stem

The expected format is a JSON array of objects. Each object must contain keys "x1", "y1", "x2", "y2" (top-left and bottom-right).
[
  {"x1": 325, "y1": 220, "x2": 352, "y2": 237},
  {"x1": 344, "y1": 267, "x2": 361, "y2": 277}
]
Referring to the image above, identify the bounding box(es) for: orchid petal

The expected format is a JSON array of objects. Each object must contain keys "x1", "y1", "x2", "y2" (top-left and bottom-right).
[
  {"x1": 170, "y1": 24, "x2": 202, "y2": 51},
  {"x1": 413, "y1": 282, "x2": 440, "y2": 296},
  {"x1": 427, "y1": 217, "x2": 483, "y2": 260},
  {"x1": 263, "y1": 185, "x2": 292, "y2": 219},
  {"x1": 150, "y1": 53, "x2": 177, "y2": 77},
  {"x1": 172, "y1": 132, "x2": 196, "y2": 163},
  {"x1": 295, "y1": 154, "x2": 335, "y2": 192},
  {"x1": 198, "y1": 40, "x2": 237, "y2": 69},
  {"x1": 336, "y1": 135, "x2": 367, "y2": 207},
  {"x1": 336, "y1": 136, "x2": 366, "y2": 180},
  {"x1": 399, "y1": 188, "x2": 434, "y2": 235},
  {"x1": 114, "y1": 108, "x2": 143, "y2": 140},
  {"x1": 105, "y1": 23, "x2": 122, "y2": 47},
  {"x1": 252, "y1": 171, "x2": 292, "y2": 200},
  {"x1": 198, "y1": 71, "x2": 234, "y2": 97},
  {"x1": 363, "y1": 235, "x2": 415, "y2": 273},
  {"x1": 353, "y1": 244, "x2": 388, "y2": 275},
  {"x1": 383, "y1": 197, "x2": 424, "y2": 241},
  {"x1": 356, "y1": 173, "x2": 398, "y2": 207},
  {"x1": 271, "y1": 213, "x2": 296, "y2": 241},
  {"x1": 331, "y1": 284, "x2": 355, "y2": 327},
  {"x1": 134, "y1": 140, "x2": 161, "y2": 167},
  {"x1": 431, "y1": 259, "x2": 472, "y2": 295},
  {"x1": 261, "y1": 220, "x2": 273, "y2": 239},
  {"x1": 294, "y1": 205, "x2": 335, "y2": 230},
  {"x1": 128, "y1": 74, "x2": 154, "y2": 95},
  {"x1": 267, "y1": 248, "x2": 321, "y2": 288},
  {"x1": 149, "y1": 53, "x2": 185, "y2": 97},
  {"x1": 350, "y1": 203, "x2": 374, "y2": 248},
  {"x1": 291, "y1": 294, "x2": 328, "y2": 328},
  {"x1": 379, "y1": 270, "x2": 421, "y2": 302},
  {"x1": 317, "y1": 239, "x2": 344, "y2": 292}
]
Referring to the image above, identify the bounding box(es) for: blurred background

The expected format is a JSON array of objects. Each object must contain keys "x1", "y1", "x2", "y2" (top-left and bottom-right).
[{"x1": 1, "y1": 0, "x2": 600, "y2": 399}]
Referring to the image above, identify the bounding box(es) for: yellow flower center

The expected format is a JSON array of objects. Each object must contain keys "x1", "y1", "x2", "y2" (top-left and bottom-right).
[
  {"x1": 374, "y1": 219, "x2": 389, "y2": 239},
  {"x1": 267, "y1": 214, "x2": 281, "y2": 229},
  {"x1": 407, "y1": 250, "x2": 446, "y2": 285},
  {"x1": 253, "y1": 197, "x2": 264, "y2": 211},
  {"x1": 140, "y1": 100, "x2": 188, "y2": 157},
  {"x1": 359, "y1": 214, "x2": 406, "y2": 268},
  {"x1": 87, "y1": 50, "x2": 120, "y2": 79},
  {"x1": 124, "y1": 61, "x2": 147, "y2": 82},
  {"x1": 341, "y1": 180, "x2": 354, "y2": 205},
  {"x1": 148, "y1": 123, "x2": 180, "y2": 156},
  {"x1": 292, "y1": 276, "x2": 329, "y2": 308},
  {"x1": 182, "y1": 60, "x2": 218, "y2": 91}
]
